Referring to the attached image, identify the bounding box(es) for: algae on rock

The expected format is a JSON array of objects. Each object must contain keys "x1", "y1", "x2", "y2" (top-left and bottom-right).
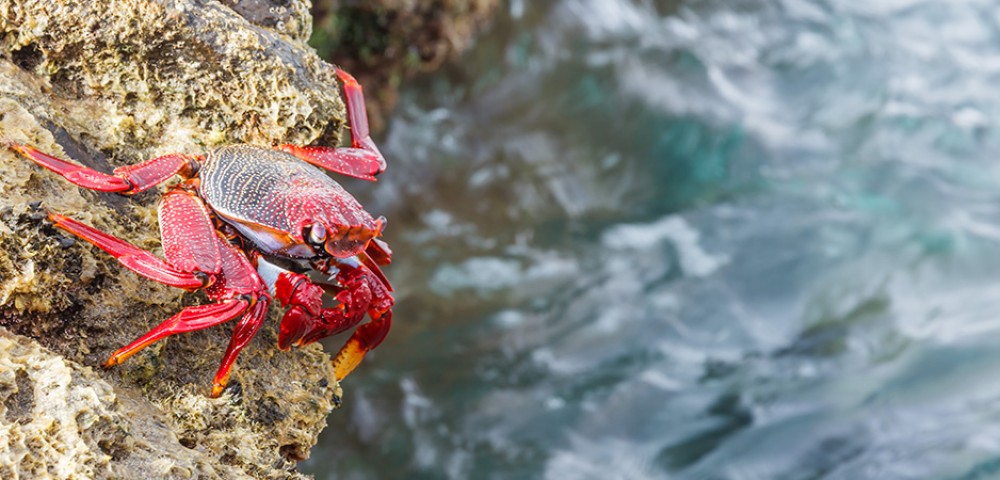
[{"x1": 0, "y1": 0, "x2": 351, "y2": 477}]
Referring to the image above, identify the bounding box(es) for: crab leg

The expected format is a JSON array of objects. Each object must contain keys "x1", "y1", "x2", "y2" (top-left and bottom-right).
[
  {"x1": 102, "y1": 236, "x2": 270, "y2": 398},
  {"x1": 159, "y1": 187, "x2": 223, "y2": 275},
  {"x1": 53, "y1": 186, "x2": 273, "y2": 397},
  {"x1": 211, "y1": 299, "x2": 270, "y2": 397},
  {"x1": 50, "y1": 185, "x2": 224, "y2": 291},
  {"x1": 48, "y1": 213, "x2": 208, "y2": 290},
  {"x1": 275, "y1": 68, "x2": 386, "y2": 181},
  {"x1": 200, "y1": 225, "x2": 272, "y2": 397},
  {"x1": 103, "y1": 299, "x2": 250, "y2": 367},
  {"x1": 10, "y1": 144, "x2": 200, "y2": 194}
]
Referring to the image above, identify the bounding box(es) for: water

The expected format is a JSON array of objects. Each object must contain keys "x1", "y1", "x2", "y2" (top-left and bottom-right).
[{"x1": 304, "y1": 1, "x2": 1000, "y2": 478}]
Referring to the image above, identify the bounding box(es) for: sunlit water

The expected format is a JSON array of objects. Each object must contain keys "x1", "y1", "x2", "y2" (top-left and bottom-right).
[{"x1": 304, "y1": 1, "x2": 1000, "y2": 478}]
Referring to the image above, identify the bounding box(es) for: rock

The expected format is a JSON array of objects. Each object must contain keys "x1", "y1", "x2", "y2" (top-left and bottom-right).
[
  {"x1": 0, "y1": 329, "x2": 235, "y2": 478},
  {"x1": 0, "y1": 0, "x2": 347, "y2": 477},
  {"x1": 311, "y1": 0, "x2": 501, "y2": 132},
  {"x1": 218, "y1": 0, "x2": 314, "y2": 42}
]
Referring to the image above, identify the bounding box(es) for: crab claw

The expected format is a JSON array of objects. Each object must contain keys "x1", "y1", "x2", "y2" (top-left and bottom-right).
[
  {"x1": 271, "y1": 266, "x2": 373, "y2": 349},
  {"x1": 261, "y1": 255, "x2": 393, "y2": 380},
  {"x1": 278, "y1": 305, "x2": 321, "y2": 350},
  {"x1": 271, "y1": 270, "x2": 321, "y2": 343},
  {"x1": 332, "y1": 310, "x2": 392, "y2": 381}
]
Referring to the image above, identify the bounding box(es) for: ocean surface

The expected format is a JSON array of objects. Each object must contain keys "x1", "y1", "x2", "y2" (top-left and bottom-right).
[{"x1": 304, "y1": 1, "x2": 1000, "y2": 478}]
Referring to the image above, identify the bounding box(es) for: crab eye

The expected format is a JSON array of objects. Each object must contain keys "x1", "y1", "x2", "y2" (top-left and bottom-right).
[{"x1": 308, "y1": 223, "x2": 327, "y2": 245}]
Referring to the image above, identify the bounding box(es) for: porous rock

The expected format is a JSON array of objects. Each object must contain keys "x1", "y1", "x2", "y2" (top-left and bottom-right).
[
  {"x1": 0, "y1": 0, "x2": 344, "y2": 477},
  {"x1": 0, "y1": 328, "x2": 231, "y2": 478}
]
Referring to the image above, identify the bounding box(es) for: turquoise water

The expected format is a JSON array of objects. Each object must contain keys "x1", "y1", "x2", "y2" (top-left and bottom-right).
[{"x1": 305, "y1": 1, "x2": 1000, "y2": 478}]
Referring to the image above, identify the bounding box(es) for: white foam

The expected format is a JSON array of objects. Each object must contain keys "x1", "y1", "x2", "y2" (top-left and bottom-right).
[{"x1": 603, "y1": 216, "x2": 728, "y2": 278}]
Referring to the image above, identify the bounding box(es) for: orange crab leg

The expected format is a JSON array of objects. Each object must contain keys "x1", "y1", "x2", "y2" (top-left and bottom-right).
[
  {"x1": 9, "y1": 144, "x2": 200, "y2": 194},
  {"x1": 275, "y1": 68, "x2": 386, "y2": 181}
]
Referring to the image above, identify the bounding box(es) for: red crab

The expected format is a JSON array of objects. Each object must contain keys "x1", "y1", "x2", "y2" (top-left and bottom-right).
[{"x1": 9, "y1": 68, "x2": 394, "y2": 398}]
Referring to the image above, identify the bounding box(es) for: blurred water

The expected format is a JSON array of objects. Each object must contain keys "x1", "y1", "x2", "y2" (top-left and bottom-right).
[{"x1": 304, "y1": 1, "x2": 1000, "y2": 478}]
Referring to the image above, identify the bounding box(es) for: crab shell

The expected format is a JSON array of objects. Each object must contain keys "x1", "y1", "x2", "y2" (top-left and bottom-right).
[{"x1": 198, "y1": 145, "x2": 384, "y2": 259}]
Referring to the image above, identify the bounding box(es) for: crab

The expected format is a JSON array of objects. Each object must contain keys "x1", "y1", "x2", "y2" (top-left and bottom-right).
[{"x1": 8, "y1": 68, "x2": 394, "y2": 398}]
